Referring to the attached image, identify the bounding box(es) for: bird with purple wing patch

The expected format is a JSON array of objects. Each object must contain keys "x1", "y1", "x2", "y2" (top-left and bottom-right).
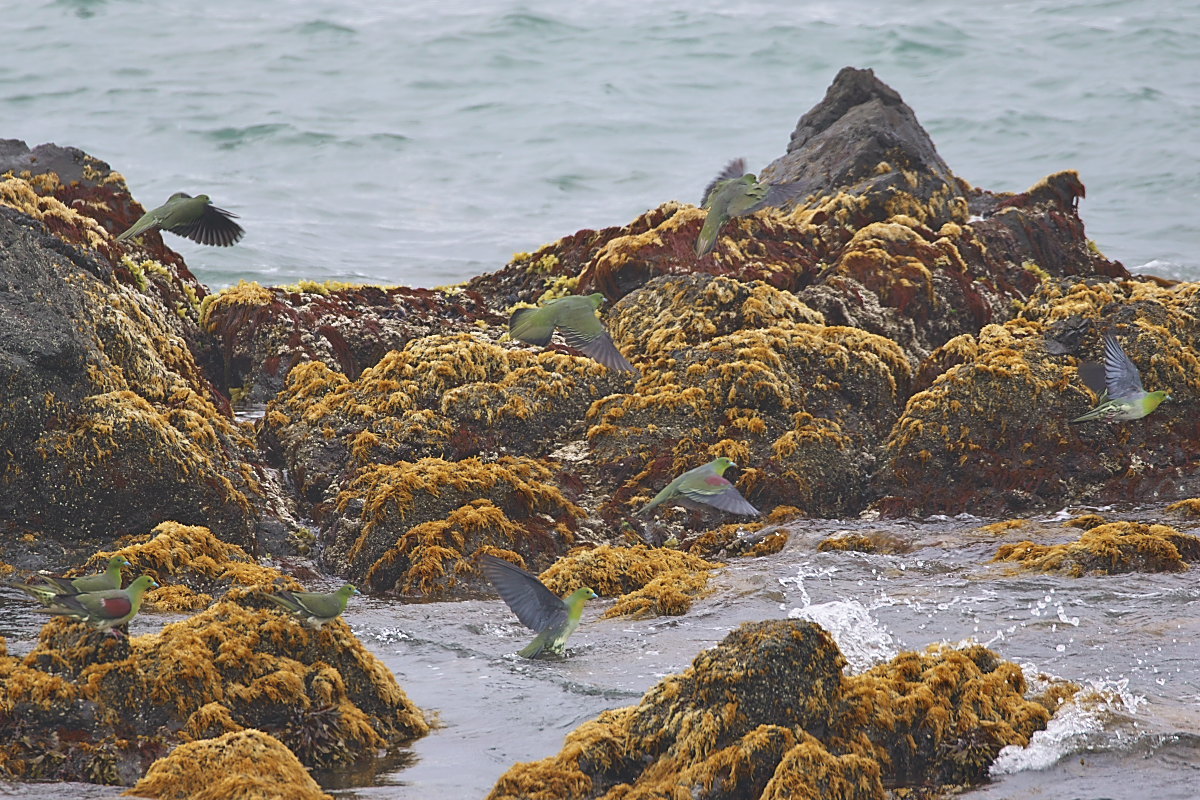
[
  {"x1": 509, "y1": 293, "x2": 638, "y2": 373},
  {"x1": 36, "y1": 574, "x2": 158, "y2": 632},
  {"x1": 639, "y1": 456, "x2": 760, "y2": 517},
  {"x1": 695, "y1": 157, "x2": 799, "y2": 257}
]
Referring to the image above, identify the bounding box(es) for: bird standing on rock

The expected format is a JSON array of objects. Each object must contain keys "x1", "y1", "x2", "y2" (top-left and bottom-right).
[
  {"x1": 3, "y1": 555, "x2": 130, "y2": 605},
  {"x1": 35, "y1": 574, "x2": 159, "y2": 632},
  {"x1": 640, "y1": 456, "x2": 760, "y2": 517},
  {"x1": 117, "y1": 192, "x2": 244, "y2": 247},
  {"x1": 1071, "y1": 331, "x2": 1169, "y2": 423},
  {"x1": 508, "y1": 293, "x2": 638, "y2": 373},
  {"x1": 695, "y1": 158, "x2": 797, "y2": 257},
  {"x1": 479, "y1": 554, "x2": 597, "y2": 659},
  {"x1": 260, "y1": 583, "x2": 360, "y2": 628}
]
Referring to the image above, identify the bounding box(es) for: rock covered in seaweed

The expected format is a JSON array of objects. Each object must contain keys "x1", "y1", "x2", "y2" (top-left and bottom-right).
[
  {"x1": 873, "y1": 279, "x2": 1200, "y2": 516},
  {"x1": 201, "y1": 279, "x2": 504, "y2": 403},
  {"x1": 488, "y1": 619, "x2": 1052, "y2": 799},
  {"x1": 0, "y1": 588, "x2": 427, "y2": 784},
  {"x1": 993, "y1": 520, "x2": 1200, "y2": 575},
  {"x1": 127, "y1": 729, "x2": 332, "y2": 800},
  {"x1": 0, "y1": 188, "x2": 264, "y2": 546}
]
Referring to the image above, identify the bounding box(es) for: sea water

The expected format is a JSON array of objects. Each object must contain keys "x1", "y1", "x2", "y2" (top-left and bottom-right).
[{"x1": 4, "y1": 0, "x2": 1198, "y2": 290}]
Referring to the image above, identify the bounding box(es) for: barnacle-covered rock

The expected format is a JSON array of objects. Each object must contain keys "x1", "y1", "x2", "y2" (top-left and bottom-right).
[
  {"x1": 488, "y1": 620, "x2": 1052, "y2": 799},
  {"x1": 594, "y1": 274, "x2": 911, "y2": 519},
  {"x1": 0, "y1": 192, "x2": 262, "y2": 546}
]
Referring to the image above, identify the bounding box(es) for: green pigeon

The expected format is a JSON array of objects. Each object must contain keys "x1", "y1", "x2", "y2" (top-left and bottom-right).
[
  {"x1": 639, "y1": 456, "x2": 760, "y2": 517},
  {"x1": 1071, "y1": 331, "x2": 1170, "y2": 423},
  {"x1": 695, "y1": 158, "x2": 797, "y2": 257},
  {"x1": 479, "y1": 554, "x2": 597, "y2": 659},
  {"x1": 261, "y1": 583, "x2": 360, "y2": 628},
  {"x1": 36, "y1": 575, "x2": 159, "y2": 631},
  {"x1": 3, "y1": 555, "x2": 130, "y2": 606},
  {"x1": 116, "y1": 192, "x2": 244, "y2": 247},
  {"x1": 509, "y1": 293, "x2": 638, "y2": 373}
]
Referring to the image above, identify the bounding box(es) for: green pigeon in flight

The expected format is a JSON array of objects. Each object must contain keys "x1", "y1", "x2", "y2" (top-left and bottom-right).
[
  {"x1": 509, "y1": 293, "x2": 638, "y2": 373},
  {"x1": 3, "y1": 555, "x2": 130, "y2": 606},
  {"x1": 479, "y1": 554, "x2": 597, "y2": 659},
  {"x1": 260, "y1": 583, "x2": 360, "y2": 628},
  {"x1": 116, "y1": 192, "x2": 244, "y2": 246},
  {"x1": 36, "y1": 574, "x2": 159, "y2": 632},
  {"x1": 639, "y1": 456, "x2": 761, "y2": 517},
  {"x1": 1071, "y1": 330, "x2": 1170, "y2": 423},
  {"x1": 695, "y1": 157, "x2": 797, "y2": 257}
]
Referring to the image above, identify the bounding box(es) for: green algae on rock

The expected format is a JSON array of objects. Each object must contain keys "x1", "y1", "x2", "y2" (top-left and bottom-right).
[
  {"x1": 126, "y1": 729, "x2": 332, "y2": 800},
  {"x1": 993, "y1": 521, "x2": 1200, "y2": 576},
  {"x1": 488, "y1": 619, "x2": 1052, "y2": 799}
]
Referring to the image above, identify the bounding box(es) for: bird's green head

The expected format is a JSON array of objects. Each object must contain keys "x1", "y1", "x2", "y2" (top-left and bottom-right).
[
  {"x1": 712, "y1": 456, "x2": 737, "y2": 474},
  {"x1": 108, "y1": 555, "x2": 132, "y2": 569},
  {"x1": 195, "y1": 194, "x2": 210, "y2": 203},
  {"x1": 338, "y1": 583, "x2": 362, "y2": 597},
  {"x1": 587, "y1": 293, "x2": 606, "y2": 310},
  {"x1": 130, "y1": 575, "x2": 160, "y2": 591},
  {"x1": 1146, "y1": 390, "x2": 1170, "y2": 412},
  {"x1": 570, "y1": 587, "x2": 598, "y2": 603}
]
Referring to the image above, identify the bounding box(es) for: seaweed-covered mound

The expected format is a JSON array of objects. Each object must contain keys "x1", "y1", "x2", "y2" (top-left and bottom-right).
[
  {"x1": 94, "y1": 521, "x2": 295, "y2": 611},
  {"x1": 0, "y1": 595, "x2": 427, "y2": 784},
  {"x1": 0, "y1": 176, "x2": 263, "y2": 546},
  {"x1": 594, "y1": 274, "x2": 910, "y2": 519},
  {"x1": 201, "y1": 280, "x2": 504, "y2": 403},
  {"x1": 127, "y1": 729, "x2": 332, "y2": 800},
  {"x1": 874, "y1": 279, "x2": 1200, "y2": 515},
  {"x1": 488, "y1": 620, "x2": 1051, "y2": 799},
  {"x1": 531, "y1": 544, "x2": 721, "y2": 618},
  {"x1": 993, "y1": 521, "x2": 1200, "y2": 575}
]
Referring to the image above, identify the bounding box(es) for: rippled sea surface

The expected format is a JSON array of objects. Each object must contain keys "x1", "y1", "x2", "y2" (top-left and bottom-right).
[{"x1": 5, "y1": 0, "x2": 1199, "y2": 289}]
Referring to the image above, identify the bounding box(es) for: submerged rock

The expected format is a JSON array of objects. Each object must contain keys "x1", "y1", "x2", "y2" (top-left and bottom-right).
[
  {"x1": 488, "y1": 619, "x2": 1052, "y2": 799},
  {"x1": 993, "y1": 520, "x2": 1200, "y2": 575}
]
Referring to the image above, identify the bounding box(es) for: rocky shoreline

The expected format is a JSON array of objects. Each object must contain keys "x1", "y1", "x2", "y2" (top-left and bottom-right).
[{"x1": 1, "y1": 67, "x2": 1197, "y2": 797}]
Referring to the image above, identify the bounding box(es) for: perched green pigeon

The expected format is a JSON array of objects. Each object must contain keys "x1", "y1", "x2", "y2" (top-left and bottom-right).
[
  {"x1": 479, "y1": 554, "x2": 597, "y2": 659},
  {"x1": 116, "y1": 192, "x2": 244, "y2": 247},
  {"x1": 509, "y1": 293, "x2": 637, "y2": 373},
  {"x1": 1071, "y1": 331, "x2": 1170, "y2": 423},
  {"x1": 640, "y1": 456, "x2": 760, "y2": 516},
  {"x1": 261, "y1": 583, "x2": 360, "y2": 628},
  {"x1": 36, "y1": 575, "x2": 159, "y2": 631},
  {"x1": 695, "y1": 158, "x2": 797, "y2": 257},
  {"x1": 3, "y1": 555, "x2": 131, "y2": 606}
]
